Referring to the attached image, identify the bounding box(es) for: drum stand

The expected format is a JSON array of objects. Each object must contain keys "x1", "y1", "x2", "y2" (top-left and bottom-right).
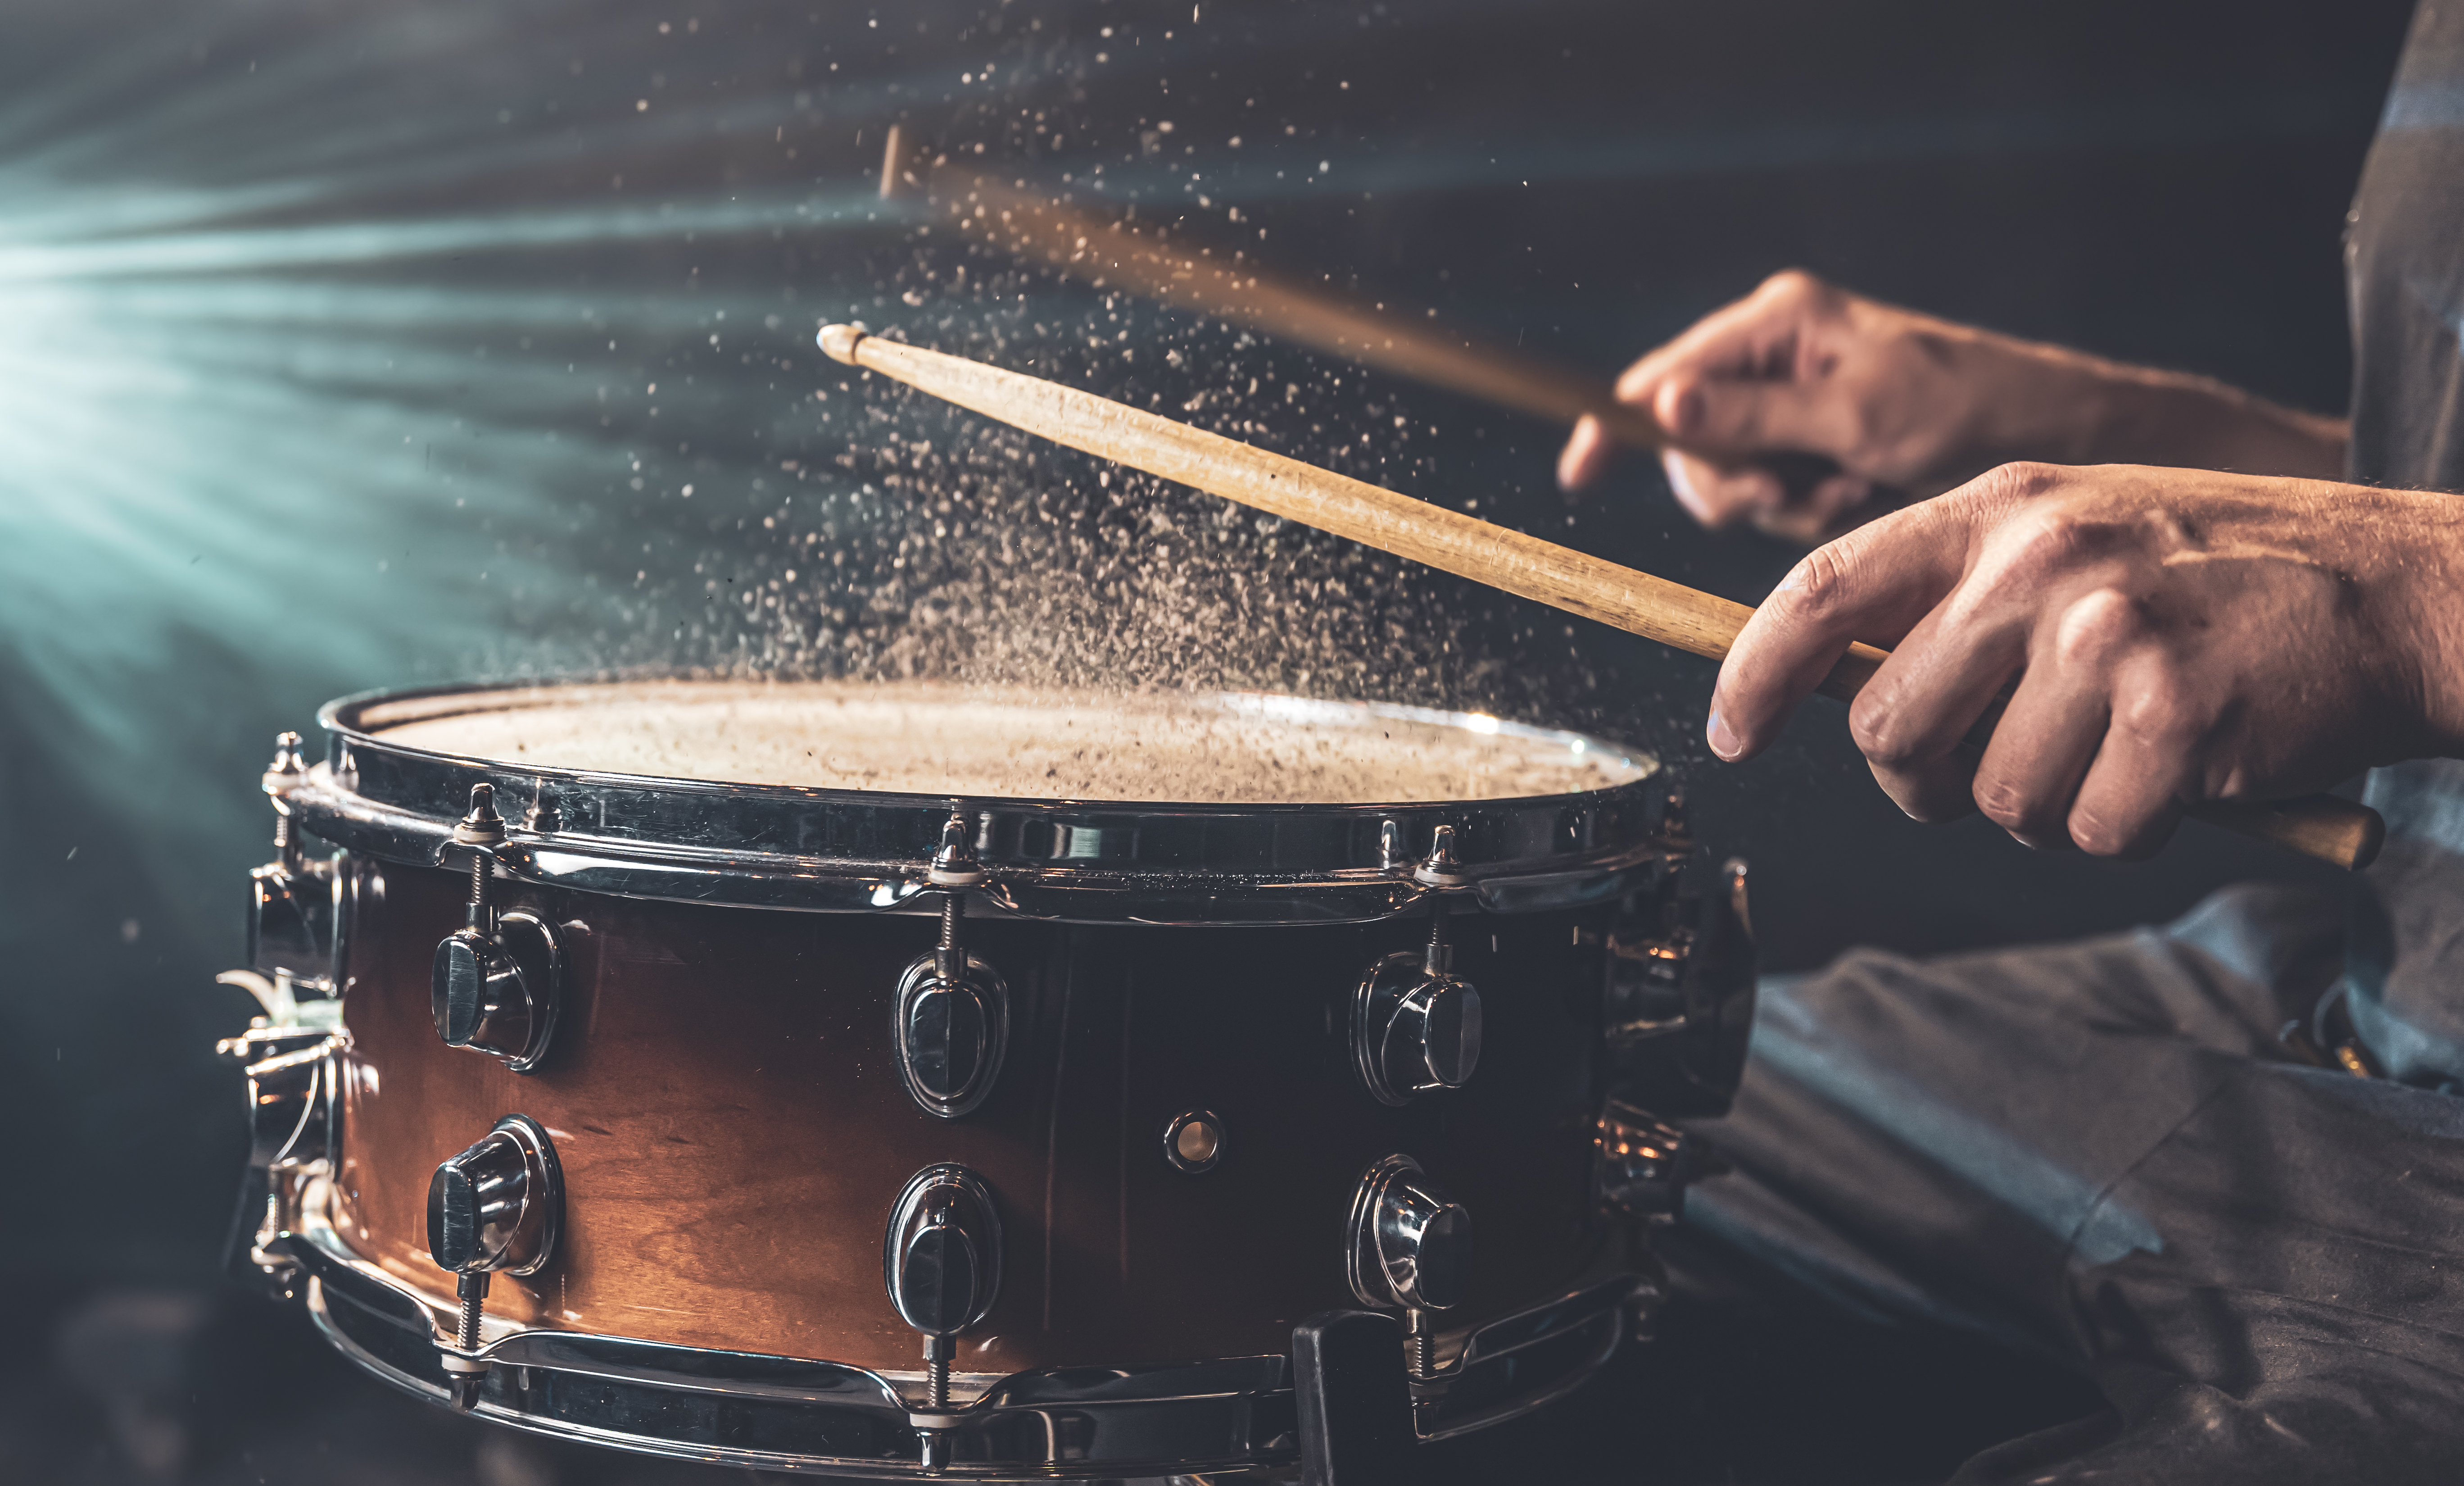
[{"x1": 1293, "y1": 1311, "x2": 1421, "y2": 1486}]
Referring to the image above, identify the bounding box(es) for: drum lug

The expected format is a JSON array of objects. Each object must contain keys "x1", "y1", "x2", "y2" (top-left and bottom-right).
[
  {"x1": 429, "y1": 785, "x2": 562, "y2": 1073},
  {"x1": 1345, "y1": 1152, "x2": 1472, "y2": 1431},
  {"x1": 213, "y1": 1020, "x2": 346, "y2": 1300},
  {"x1": 883, "y1": 1163, "x2": 1003, "y2": 1470},
  {"x1": 894, "y1": 889, "x2": 1009, "y2": 1119},
  {"x1": 249, "y1": 731, "x2": 340, "y2": 993},
  {"x1": 220, "y1": 726, "x2": 353, "y2": 1304},
  {"x1": 426, "y1": 1114, "x2": 564, "y2": 1410},
  {"x1": 1603, "y1": 854, "x2": 1755, "y2": 1117},
  {"x1": 1351, "y1": 908, "x2": 1483, "y2": 1106}
]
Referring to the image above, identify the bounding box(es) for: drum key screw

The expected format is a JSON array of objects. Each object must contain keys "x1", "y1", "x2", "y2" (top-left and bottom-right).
[
  {"x1": 938, "y1": 894, "x2": 963, "y2": 982},
  {"x1": 926, "y1": 810, "x2": 986, "y2": 888},
  {"x1": 426, "y1": 1115, "x2": 562, "y2": 1412},
  {"x1": 1412, "y1": 822, "x2": 1471, "y2": 887},
  {"x1": 430, "y1": 784, "x2": 562, "y2": 1072},
  {"x1": 263, "y1": 731, "x2": 308, "y2": 871},
  {"x1": 1404, "y1": 1308, "x2": 1437, "y2": 1381}
]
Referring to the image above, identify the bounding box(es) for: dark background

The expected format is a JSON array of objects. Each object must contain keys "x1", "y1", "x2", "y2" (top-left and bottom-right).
[{"x1": 0, "y1": 0, "x2": 2418, "y2": 1480}]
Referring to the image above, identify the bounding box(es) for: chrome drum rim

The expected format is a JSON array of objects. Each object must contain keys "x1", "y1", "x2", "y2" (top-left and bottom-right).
[{"x1": 291, "y1": 680, "x2": 1676, "y2": 925}]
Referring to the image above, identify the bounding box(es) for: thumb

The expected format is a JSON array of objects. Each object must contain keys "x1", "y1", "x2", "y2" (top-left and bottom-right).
[{"x1": 1556, "y1": 414, "x2": 1617, "y2": 491}]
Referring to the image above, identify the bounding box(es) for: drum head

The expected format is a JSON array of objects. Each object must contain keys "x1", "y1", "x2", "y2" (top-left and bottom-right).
[{"x1": 355, "y1": 679, "x2": 1650, "y2": 806}]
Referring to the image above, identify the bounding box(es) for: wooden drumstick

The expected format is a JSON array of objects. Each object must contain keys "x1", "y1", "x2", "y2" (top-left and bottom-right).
[
  {"x1": 879, "y1": 125, "x2": 1673, "y2": 453},
  {"x1": 817, "y1": 324, "x2": 2386, "y2": 871}
]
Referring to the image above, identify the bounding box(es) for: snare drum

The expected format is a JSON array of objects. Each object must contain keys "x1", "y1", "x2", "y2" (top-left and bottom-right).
[{"x1": 216, "y1": 679, "x2": 1752, "y2": 1480}]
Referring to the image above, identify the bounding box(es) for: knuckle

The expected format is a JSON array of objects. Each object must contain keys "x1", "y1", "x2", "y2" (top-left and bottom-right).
[
  {"x1": 2050, "y1": 588, "x2": 2141, "y2": 669},
  {"x1": 1846, "y1": 695, "x2": 1925, "y2": 771},
  {"x1": 2106, "y1": 653, "x2": 2197, "y2": 744},
  {"x1": 1971, "y1": 459, "x2": 2063, "y2": 507},
  {"x1": 1992, "y1": 504, "x2": 2097, "y2": 584},
  {"x1": 1758, "y1": 267, "x2": 1829, "y2": 304},
  {"x1": 1780, "y1": 543, "x2": 1858, "y2": 625},
  {"x1": 2111, "y1": 673, "x2": 2190, "y2": 743}
]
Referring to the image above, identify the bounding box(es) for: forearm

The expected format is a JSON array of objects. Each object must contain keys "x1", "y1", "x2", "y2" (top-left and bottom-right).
[{"x1": 1973, "y1": 337, "x2": 2350, "y2": 480}]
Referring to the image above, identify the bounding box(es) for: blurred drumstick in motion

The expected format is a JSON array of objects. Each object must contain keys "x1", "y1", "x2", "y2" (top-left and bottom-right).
[
  {"x1": 817, "y1": 321, "x2": 2385, "y2": 871},
  {"x1": 879, "y1": 125, "x2": 1676, "y2": 457}
]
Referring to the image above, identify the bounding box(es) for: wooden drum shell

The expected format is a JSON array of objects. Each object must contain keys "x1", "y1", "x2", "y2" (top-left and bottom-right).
[{"x1": 332, "y1": 862, "x2": 1622, "y2": 1376}]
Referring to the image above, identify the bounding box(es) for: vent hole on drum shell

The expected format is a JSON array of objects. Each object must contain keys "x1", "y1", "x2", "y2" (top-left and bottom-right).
[{"x1": 1164, "y1": 1109, "x2": 1226, "y2": 1174}]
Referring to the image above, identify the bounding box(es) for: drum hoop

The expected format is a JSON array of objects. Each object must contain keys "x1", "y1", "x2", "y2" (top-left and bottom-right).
[
  {"x1": 298, "y1": 679, "x2": 1677, "y2": 924},
  {"x1": 280, "y1": 1205, "x2": 1641, "y2": 1474}
]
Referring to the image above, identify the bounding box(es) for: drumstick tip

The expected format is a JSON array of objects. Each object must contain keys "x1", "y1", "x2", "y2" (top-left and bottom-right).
[{"x1": 817, "y1": 323, "x2": 867, "y2": 364}]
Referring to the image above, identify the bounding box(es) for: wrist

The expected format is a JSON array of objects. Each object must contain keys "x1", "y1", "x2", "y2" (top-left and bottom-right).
[
  {"x1": 1946, "y1": 332, "x2": 2350, "y2": 480},
  {"x1": 2383, "y1": 495, "x2": 2464, "y2": 759}
]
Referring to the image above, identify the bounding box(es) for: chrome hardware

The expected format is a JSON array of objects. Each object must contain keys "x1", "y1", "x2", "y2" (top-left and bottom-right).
[
  {"x1": 892, "y1": 892, "x2": 1008, "y2": 1118},
  {"x1": 263, "y1": 730, "x2": 308, "y2": 867},
  {"x1": 284, "y1": 1194, "x2": 1644, "y2": 1474},
  {"x1": 1347, "y1": 1154, "x2": 1473, "y2": 1322},
  {"x1": 430, "y1": 785, "x2": 561, "y2": 1072},
  {"x1": 1603, "y1": 854, "x2": 1755, "y2": 1118},
  {"x1": 883, "y1": 1163, "x2": 1003, "y2": 1470},
  {"x1": 925, "y1": 810, "x2": 986, "y2": 888},
  {"x1": 1348, "y1": 1152, "x2": 1473, "y2": 1434},
  {"x1": 293, "y1": 683, "x2": 1673, "y2": 926},
  {"x1": 1162, "y1": 1108, "x2": 1226, "y2": 1174},
  {"x1": 1660, "y1": 786, "x2": 1689, "y2": 844},
  {"x1": 1595, "y1": 1095, "x2": 1692, "y2": 1219},
  {"x1": 1352, "y1": 910, "x2": 1483, "y2": 1106},
  {"x1": 213, "y1": 1019, "x2": 345, "y2": 1298},
  {"x1": 427, "y1": 1114, "x2": 562, "y2": 1277},
  {"x1": 452, "y1": 782, "x2": 508, "y2": 849},
  {"x1": 1413, "y1": 822, "x2": 1471, "y2": 887},
  {"x1": 249, "y1": 731, "x2": 341, "y2": 991},
  {"x1": 426, "y1": 1114, "x2": 563, "y2": 1411},
  {"x1": 247, "y1": 859, "x2": 335, "y2": 987},
  {"x1": 522, "y1": 777, "x2": 562, "y2": 834},
  {"x1": 1379, "y1": 818, "x2": 1406, "y2": 870}
]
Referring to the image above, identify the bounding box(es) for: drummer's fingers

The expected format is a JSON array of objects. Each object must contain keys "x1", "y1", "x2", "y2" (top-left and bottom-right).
[
  {"x1": 1841, "y1": 536, "x2": 2052, "y2": 810},
  {"x1": 1748, "y1": 471, "x2": 1880, "y2": 546},
  {"x1": 1708, "y1": 498, "x2": 1979, "y2": 761},
  {"x1": 1839, "y1": 463, "x2": 2106, "y2": 778},
  {"x1": 1842, "y1": 569, "x2": 2030, "y2": 823},
  {"x1": 1614, "y1": 269, "x2": 1831, "y2": 407},
  {"x1": 1962, "y1": 595, "x2": 2142, "y2": 846},
  {"x1": 1663, "y1": 450, "x2": 1786, "y2": 528},
  {"x1": 1556, "y1": 414, "x2": 1617, "y2": 492},
  {"x1": 1864, "y1": 745, "x2": 1980, "y2": 826},
  {"x1": 2063, "y1": 652, "x2": 2197, "y2": 859}
]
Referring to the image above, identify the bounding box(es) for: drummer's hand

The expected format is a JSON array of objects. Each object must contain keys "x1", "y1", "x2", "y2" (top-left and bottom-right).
[
  {"x1": 1703, "y1": 462, "x2": 2463, "y2": 855},
  {"x1": 1557, "y1": 270, "x2": 2349, "y2": 545}
]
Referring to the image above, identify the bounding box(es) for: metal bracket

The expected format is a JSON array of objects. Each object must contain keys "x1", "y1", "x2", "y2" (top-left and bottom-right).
[{"x1": 1294, "y1": 1310, "x2": 1416, "y2": 1486}]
